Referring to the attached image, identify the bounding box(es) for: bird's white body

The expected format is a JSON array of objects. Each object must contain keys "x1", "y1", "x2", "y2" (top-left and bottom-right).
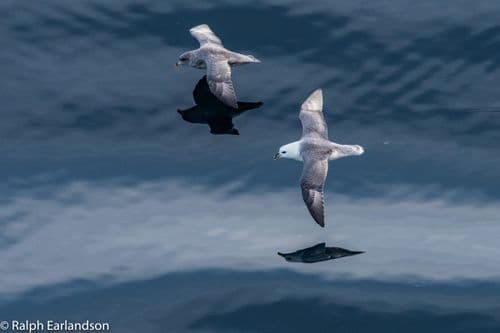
[
  {"x1": 278, "y1": 141, "x2": 363, "y2": 162},
  {"x1": 182, "y1": 47, "x2": 259, "y2": 69}
]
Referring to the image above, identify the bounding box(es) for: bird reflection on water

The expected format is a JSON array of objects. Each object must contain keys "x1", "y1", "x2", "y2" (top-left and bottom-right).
[
  {"x1": 177, "y1": 75, "x2": 263, "y2": 135},
  {"x1": 278, "y1": 242, "x2": 364, "y2": 263}
]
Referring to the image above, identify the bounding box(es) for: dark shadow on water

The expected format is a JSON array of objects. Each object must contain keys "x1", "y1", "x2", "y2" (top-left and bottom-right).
[
  {"x1": 177, "y1": 75, "x2": 263, "y2": 135},
  {"x1": 278, "y1": 242, "x2": 364, "y2": 263}
]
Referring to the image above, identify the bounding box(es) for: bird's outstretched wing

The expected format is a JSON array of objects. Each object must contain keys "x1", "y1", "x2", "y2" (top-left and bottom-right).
[
  {"x1": 300, "y1": 156, "x2": 328, "y2": 227},
  {"x1": 206, "y1": 58, "x2": 238, "y2": 108},
  {"x1": 190, "y1": 24, "x2": 223, "y2": 46},
  {"x1": 299, "y1": 89, "x2": 328, "y2": 140}
]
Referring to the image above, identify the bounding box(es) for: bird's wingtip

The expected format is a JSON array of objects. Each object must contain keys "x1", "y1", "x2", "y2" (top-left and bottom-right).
[
  {"x1": 311, "y1": 89, "x2": 323, "y2": 100},
  {"x1": 315, "y1": 219, "x2": 325, "y2": 228},
  {"x1": 190, "y1": 24, "x2": 210, "y2": 32},
  {"x1": 302, "y1": 88, "x2": 323, "y2": 111}
]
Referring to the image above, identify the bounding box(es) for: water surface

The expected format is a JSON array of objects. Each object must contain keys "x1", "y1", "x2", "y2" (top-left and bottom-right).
[{"x1": 2, "y1": 1, "x2": 500, "y2": 332}]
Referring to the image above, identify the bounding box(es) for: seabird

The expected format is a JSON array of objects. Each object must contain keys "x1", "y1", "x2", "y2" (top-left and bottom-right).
[
  {"x1": 273, "y1": 89, "x2": 364, "y2": 227},
  {"x1": 175, "y1": 24, "x2": 260, "y2": 108}
]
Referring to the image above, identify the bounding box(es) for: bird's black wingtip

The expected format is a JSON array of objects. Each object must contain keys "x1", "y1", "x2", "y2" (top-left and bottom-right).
[{"x1": 316, "y1": 220, "x2": 325, "y2": 228}]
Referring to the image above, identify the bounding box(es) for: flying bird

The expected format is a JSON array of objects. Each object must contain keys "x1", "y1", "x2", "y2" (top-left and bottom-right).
[
  {"x1": 177, "y1": 75, "x2": 263, "y2": 135},
  {"x1": 273, "y1": 89, "x2": 364, "y2": 227},
  {"x1": 176, "y1": 24, "x2": 260, "y2": 108},
  {"x1": 278, "y1": 242, "x2": 364, "y2": 263}
]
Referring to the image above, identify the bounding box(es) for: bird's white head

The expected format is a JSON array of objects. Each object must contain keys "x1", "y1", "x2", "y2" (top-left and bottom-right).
[
  {"x1": 273, "y1": 141, "x2": 302, "y2": 161},
  {"x1": 175, "y1": 51, "x2": 194, "y2": 67}
]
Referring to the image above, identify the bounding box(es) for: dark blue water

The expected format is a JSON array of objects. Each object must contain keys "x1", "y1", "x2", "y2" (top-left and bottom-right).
[{"x1": 2, "y1": 1, "x2": 500, "y2": 332}]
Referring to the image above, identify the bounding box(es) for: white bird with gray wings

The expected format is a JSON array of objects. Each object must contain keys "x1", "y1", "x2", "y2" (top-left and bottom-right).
[
  {"x1": 274, "y1": 89, "x2": 364, "y2": 227},
  {"x1": 176, "y1": 24, "x2": 260, "y2": 108}
]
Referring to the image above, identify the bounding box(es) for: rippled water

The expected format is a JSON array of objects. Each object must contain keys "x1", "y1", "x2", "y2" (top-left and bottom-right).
[{"x1": 2, "y1": 1, "x2": 500, "y2": 332}]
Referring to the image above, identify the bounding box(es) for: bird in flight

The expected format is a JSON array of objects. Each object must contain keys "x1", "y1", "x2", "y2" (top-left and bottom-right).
[
  {"x1": 176, "y1": 24, "x2": 260, "y2": 108},
  {"x1": 273, "y1": 89, "x2": 364, "y2": 227}
]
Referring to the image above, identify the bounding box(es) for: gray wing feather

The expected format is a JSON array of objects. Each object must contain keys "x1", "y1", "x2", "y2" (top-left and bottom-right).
[
  {"x1": 299, "y1": 89, "x2": 328, "y2": 139},
  {"x1": 300, "y1": 157, "x2": 328, "y2": 227},
  {"x1": 190, "y1": 24, "x2": 223, "y2": 46},
  {"x1": 206, "y1": 58, "x2": 238, "y2": 108}
]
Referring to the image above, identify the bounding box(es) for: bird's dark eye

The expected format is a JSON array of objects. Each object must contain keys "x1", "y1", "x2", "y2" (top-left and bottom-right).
[{"x1": 281, "y1": 151, "x2": 286, "y2": 154}]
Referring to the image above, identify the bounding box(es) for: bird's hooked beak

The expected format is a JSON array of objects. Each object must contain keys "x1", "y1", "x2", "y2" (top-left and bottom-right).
[
  {"x1": 174, "y1": 61, "x2": 181, "y2": 68},
  {"x1": 273, "y1": 153, "x2": 281, "y2": 160}
]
